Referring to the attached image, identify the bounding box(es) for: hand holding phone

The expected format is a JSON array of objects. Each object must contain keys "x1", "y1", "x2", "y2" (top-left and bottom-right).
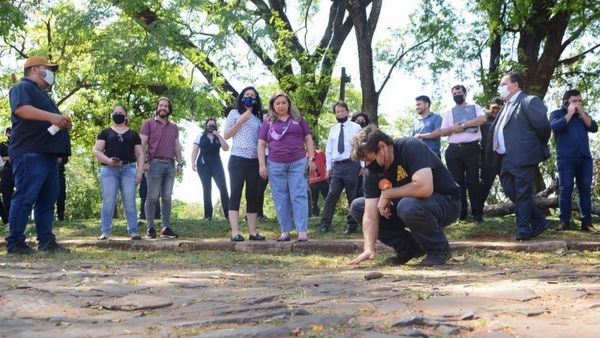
[{"x1": 110, "y1": 157, "x2": 121, "y2": 166}]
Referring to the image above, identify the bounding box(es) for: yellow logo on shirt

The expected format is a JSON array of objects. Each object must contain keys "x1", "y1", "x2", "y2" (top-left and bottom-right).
[{"x1": 396, "y1": 165, "x2": 408, "y2": 182}]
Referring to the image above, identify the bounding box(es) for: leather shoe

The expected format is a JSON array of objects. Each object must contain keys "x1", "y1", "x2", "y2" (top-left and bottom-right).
[
  {"x1": 344, "y1": 225, "x2": 357, "y2": 235},
  {"x1": 555, "y1": 222, "x2": 572, "y2": 231},
  {"x1": 581, "y1": 223, "x2": 600, "y2": 233},
  {"x1": 383, "y1": 248, "x2": 425, "y2": 266},
  {"x1": 419, "y1": 249, "x2": 451, "y2": 266}
]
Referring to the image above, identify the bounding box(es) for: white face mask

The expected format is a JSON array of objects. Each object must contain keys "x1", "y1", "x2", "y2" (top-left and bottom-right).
[
  {"x1": 498, "y1": 84, "x2": 509, "y2": 99},
  {"x1": 43, "y1": 69, "x2": 55, "y2": 86}
]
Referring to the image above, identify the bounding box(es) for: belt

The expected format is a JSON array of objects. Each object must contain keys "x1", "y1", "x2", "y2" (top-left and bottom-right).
[
  {"x1": 449, "y1": 140, "x2": 480, "y2": 147},
  {"x1": 333, "y1": 159, "x2": 353, "y2": 164},
  {"x1": 153, "y1": 157, "x2": 173, "y2": 162},
  {"x1": 101, "y1": 161, "x2": 135, "y2": 166}
]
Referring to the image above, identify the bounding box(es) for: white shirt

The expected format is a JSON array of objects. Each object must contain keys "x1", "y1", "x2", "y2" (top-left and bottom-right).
[
  {"x1": 441, "y1": 103, "x2": 485, "y2": 144},
  {"x1": 224, "y1": 109, "x2": 261, "y2": 159},
  {"x1": 325, "y1": 120, "x2": 362, "y2": 171},
  {"x1": 495, "y1": 90, "x2": 521, "y2": 155}
]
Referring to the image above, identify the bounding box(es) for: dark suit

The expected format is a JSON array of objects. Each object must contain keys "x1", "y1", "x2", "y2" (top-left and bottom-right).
[{"x1": 487, "y1": 92, "x2": 551, "y2": 238}]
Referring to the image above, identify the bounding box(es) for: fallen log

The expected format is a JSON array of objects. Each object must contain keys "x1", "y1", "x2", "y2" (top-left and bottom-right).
[{"x1": 484, "y1": 197, "x2": 600, "y2": 217}]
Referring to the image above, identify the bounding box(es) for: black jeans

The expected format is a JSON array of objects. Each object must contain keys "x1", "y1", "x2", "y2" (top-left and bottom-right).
[
  {"x1": 445, "y1": 142, "x2": 483, "y2": 220},
  {"x1": 56, "y1": 164, "x2": 66, "y2": 220},
  {"x1": 0, "y1": 167, "x2": 14, "y2": 224},
  {"x1": 257, "y1": 177, "x2": 269, "y2": 218},
  {"x1": 320, "y1": 160, "x2": 360, "y2": 228},
  {"x1": 197, "y1": 157, "x2": 229, "y2": 219},
  {"x1": 309, "y1": 180, "x2": 329, "y2": 216},
  {"x1": 350, "y1": 194, "x2": 459, "y2": 254},
  {"x1": 228, "y1": 155, "x2": 259, "y2": 213}
]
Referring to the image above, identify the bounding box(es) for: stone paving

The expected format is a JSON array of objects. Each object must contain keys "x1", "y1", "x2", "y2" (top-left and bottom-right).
[{"x1": 1, "y1": 240, "x2": 600, "y2": 338}]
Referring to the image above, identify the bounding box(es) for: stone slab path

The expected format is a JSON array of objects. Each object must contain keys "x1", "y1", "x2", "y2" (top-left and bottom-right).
[{"x1": 1, "y1": 252, "x2": 600, "y2": 337}]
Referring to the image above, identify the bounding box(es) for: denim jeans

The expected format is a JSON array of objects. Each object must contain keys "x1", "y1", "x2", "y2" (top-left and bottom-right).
[
  {"x1": 100, "y1": 163, "x2": 139, "y2": 235},
  {"x1": 145, "y1": 159, "x2": 175, "y2": 229},
  {"x1": 557, "y1": 157, "x2": 593, "y2": 225},
  {"x1": 6, "y1": 153, "x2": 59, "y2": 248},
  {"x1": 267, "y1": 157, "x2": 308, "y2": 233}
]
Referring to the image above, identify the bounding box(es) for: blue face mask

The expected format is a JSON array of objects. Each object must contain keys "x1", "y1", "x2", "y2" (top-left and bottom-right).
[{"x1": 242, "y1": 96, "x2": 256, "y2": 108}]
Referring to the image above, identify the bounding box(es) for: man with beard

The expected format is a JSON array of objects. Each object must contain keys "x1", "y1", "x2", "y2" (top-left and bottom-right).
[
  {"x1": 412, "y1": 95, "x2": 443, "y2": 158},
  {"x1": 319, "y1": 101, "x2": 362, "y2": 234},
  {"x1": 140, "y1": 97, "x2": 183, "y2": 239},
  {"x1": 349, "y1": 126, "x2": 460, "y2": 266}
]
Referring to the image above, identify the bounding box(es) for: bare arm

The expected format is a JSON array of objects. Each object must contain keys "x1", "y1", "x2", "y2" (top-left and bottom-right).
[
  {"x1": 224, "y1": 110, "x2": 252, "y2": 140},
  {"x1": 134, "y1": 144, "x2": 144, "y2": 183},
  {"x1": 15, "y1": 105, "x2": 72, "y2": 129},
  {"x1": 350, "y1": 198, "x2": 380, "y2": 264},
  {"x1": 304, "y1": 134, "x2": 316, "y2": 173},
  {"x1": 191, "y1": 143, "x2": 200, "y2": 172},
  {"x1": 92, "y1": 139, "x2": 112, "y2": 165},
  {"x1": 380, "y1": 168, "x2": 434, "y2": 200},
  {"x1": 257, "y1": 139, "x2": 268, "y2": 179},
  {"x1": 140, "y1": 133, "x2": 149, "y2": 172},
  {"x1": 214, "y1": 131, "x2": 229, "y2": 151}
]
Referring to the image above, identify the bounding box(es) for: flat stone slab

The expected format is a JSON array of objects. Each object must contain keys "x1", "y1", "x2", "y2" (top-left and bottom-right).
[{"x1": 91, "y1": 294, "x2": 173, "y2": 311}]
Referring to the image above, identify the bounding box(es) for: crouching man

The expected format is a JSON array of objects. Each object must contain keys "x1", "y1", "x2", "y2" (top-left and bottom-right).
[{"x1": 349, "y1": 126, "x2": 460, "y2": 266}]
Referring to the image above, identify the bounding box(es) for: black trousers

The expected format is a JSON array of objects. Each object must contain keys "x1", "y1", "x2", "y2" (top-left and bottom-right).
[
  {"x1": 349, "y1": 194, "x2": 460, "y2": 254},
  {"x1": 500, "y1": 162, "x2": 547, "y2": 237},
  {"x1": 228, "y1": 155, "x2": 259, "y2": 213},
  {"x1": 319, "y1": 160, "x2": 360, "y2": 228},
  {"x1": 56, "y1": 164, "x2": 66, "y2": 220},
  {"x1": 309, "y1": 180, "x2": 329, "y2": 216},
  {"x1": 445, "y1": 142, "x2": 483, "y2": 220},
  {"x1": 256, "y1": 177, "x2": 268, "y2": 217},
  {"x1": 197, "y1": 158, "x2": 229, "y2": 219},
  {"x1": 0, "y1": 167, "x2": 14, "y2": 224},
  {"x1": 480, "y1": 160, "x2": 501, "y2": 207}
]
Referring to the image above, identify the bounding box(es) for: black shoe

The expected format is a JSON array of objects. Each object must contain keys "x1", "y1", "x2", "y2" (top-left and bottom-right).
[
  {"x1": 530, "y1": 221, "x2": 551, "y2": 239},
  {"x1": 516, "y1": 233, "x2": 530, "y2": 241},
  {"x1": 581, "y1": 223, "x2": 600, "y2": 233},
  {"x1": 38, "y1": 240, "x2": 70, "y2": 253},
  {"x1": 344, "y1": 225, "x2": 357, "y2": 235},
  {"x1": 130, "y1": 234, "x2": 142, "y2": 240},
  {"x1": 419, "y1": 249, "x2": 451, "y2": 266},
  {"x1": 231, "y1": 234, "x2": 245, "y2": 242},
  {"x1": 249, "y1": 233, "x2": 266, "y2": 241},
  {"x1": 319, "y1": 224, "x2": 330, "y2": 233},
  {"x1": 383, "y1": 248, "x2": 425, "y2": 266},
  {"x1": 7, "y1": 243, "x2": 34, "y2": 255},
  {"x1": 160, "y1": 227, "x2": 178, "y2": 239},
  {"x1": 146, "y1": 227, "x2": 157, "y2": 239}
]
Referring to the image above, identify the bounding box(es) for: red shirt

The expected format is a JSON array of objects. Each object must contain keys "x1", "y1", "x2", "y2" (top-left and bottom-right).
[
  {"x1": 309, "y1": 150, "x2": 327, "y2": 184},
  {"x1": 140, "y1": 117, "x2": 179, "y2": 160}
]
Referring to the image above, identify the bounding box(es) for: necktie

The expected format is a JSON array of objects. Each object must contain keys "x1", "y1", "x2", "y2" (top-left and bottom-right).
[
  {"x1": 492, "y1": 104, "x2": 509, "y2": 152},
  {"x1": 338, "y1": 123, "x2": 345, "y2": 153}
]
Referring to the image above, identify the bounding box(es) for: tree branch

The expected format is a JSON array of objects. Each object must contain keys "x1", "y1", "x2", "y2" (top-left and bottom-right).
[
  {"x1": 558, "y1": 43, "x2": 600, "y2": 66},
  {"x1": 376, "y1": 36, "x2": 432, "y2": 95}
]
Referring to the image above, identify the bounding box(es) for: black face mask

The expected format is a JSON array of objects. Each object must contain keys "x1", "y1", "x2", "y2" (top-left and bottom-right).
[
  {"x1": 453, "y1": 95, "x2": 465, "y2": 105},
  {"x1": 357, "y1": 121, "x2": 367, "y2": 128},
  {"x1": 336, "y1": 116, "x2": 348, "y2": 123},
  {"x1": 112, "y1": 114, "x2": 126, "y2": 124}
]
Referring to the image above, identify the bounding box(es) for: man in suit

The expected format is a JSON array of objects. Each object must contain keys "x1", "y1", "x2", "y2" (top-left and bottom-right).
[{"x1": 490, "y1": 71, "x2": 551, "y2": 240}]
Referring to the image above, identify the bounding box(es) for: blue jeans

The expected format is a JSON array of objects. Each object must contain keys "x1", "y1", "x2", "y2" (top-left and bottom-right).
[
  {"x1": 6, "y1": 153, "x2": 59, "y2": 248},
  {"x1": 557, "y1": 157, "x2": 593, "y2": 225},
  {"x1": 100, "y1": 163, "x2": 139, "y2": 235},
  {"x1": 145, "y1": 159, "x2": 175, "y2": 229},
  {"x1": 268, "y1": 158, "x2": 308, "y2": 233}
]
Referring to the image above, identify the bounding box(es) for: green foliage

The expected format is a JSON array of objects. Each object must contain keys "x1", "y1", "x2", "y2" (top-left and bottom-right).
[{"x1": 63, "y1": 152, "x2": 101, "y2": 219}]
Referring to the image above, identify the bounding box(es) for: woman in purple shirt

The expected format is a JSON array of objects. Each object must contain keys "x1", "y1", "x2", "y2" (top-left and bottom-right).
[{"x1": 258, "y1": 91, "x2": 316, "y2": 241}]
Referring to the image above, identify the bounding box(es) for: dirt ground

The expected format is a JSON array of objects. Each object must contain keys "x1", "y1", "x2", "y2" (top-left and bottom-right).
[{"x1": 1, "y1": 251, "x2": 600, "y2": 338}]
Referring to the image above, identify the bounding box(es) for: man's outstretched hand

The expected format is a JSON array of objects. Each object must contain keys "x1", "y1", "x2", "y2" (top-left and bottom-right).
[{"x1": 349, "y1": 250, "x2": 376, "y2": 265}]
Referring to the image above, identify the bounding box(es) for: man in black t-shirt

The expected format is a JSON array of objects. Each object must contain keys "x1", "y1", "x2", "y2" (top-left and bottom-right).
[
  {"x1": 0, "y1": 127, "x2": 14, "y2": 225},
  {"x1": 349, "y1": 126, "x2": 460, "y2": 266}
]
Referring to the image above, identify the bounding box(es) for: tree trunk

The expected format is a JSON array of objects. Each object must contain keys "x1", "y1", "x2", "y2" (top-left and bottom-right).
[{"x1": 484, "y1": 198, "x2": 600, "y2": 217}]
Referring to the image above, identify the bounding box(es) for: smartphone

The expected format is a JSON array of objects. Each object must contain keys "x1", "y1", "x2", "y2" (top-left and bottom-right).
[{"x1": 110, "y1": 157, "x2": 121, "y2": 163}]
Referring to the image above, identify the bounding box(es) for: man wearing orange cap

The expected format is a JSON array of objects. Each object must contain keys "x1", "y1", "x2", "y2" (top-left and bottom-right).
[{"x1": 6, "y1": 56, "x2": 72, "y2": 254}]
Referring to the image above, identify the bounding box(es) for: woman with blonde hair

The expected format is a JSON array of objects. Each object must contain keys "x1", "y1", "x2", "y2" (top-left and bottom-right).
[{"x1": 258, "y1": 91, "x2": 316, "y2": 241}]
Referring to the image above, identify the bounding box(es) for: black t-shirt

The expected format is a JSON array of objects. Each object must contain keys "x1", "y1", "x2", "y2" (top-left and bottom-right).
[
  {"x1": 0, "y1": 141, "x2": 9, "y2": 169},
  {"x1": 195, "y1": 133, "x2": 222, "y2": 162},
  {"x1": 97, "y1": 128, "x2": 142, "y2": 163},
  {"x1": 8, "y1": 78, "x2": 71, "y2": 157},
  {"x1": 364, "y1": 138, "x2": 459, "y2": 199}
]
